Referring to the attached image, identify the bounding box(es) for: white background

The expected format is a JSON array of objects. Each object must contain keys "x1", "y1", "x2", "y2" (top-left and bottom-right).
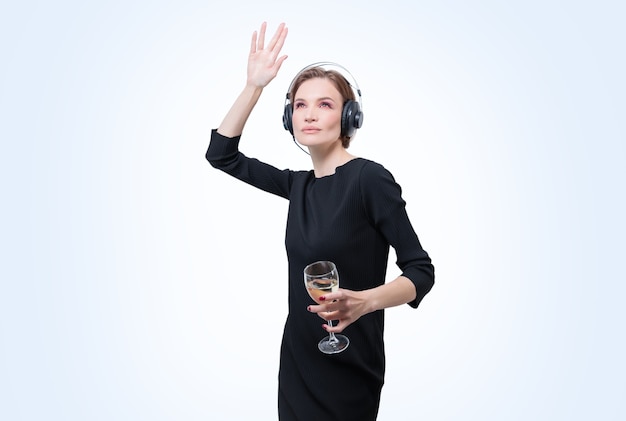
[{"x1": 1, "y1": 1, "x2": 624, "y2": 419}]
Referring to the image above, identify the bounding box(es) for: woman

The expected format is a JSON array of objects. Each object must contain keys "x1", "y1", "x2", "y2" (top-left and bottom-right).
[{"x1": 206, "y1": 22, "x2": 434, "y2": 420}]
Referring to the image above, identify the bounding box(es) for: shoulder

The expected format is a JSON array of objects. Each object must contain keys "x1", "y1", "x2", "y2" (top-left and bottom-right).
[
  {"x1": 355, "y1": 158, "x2": 405, "y2": 203},
  {"x1": 353, "y1": 158, "x2": 398, "y2": 187},
  {"x1": 352, "y1": 158, "x2": 406, "y2": 221}
]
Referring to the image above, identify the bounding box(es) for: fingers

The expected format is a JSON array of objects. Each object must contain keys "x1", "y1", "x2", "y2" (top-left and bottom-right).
[
  {"x1": 257, "y1": 21, "x2": 267, "y2": 50},
  {"x1": 251, "y1": 22, "x2": 287, "y2": 56},
  {"x1": 315, "y1": 289, "x2": 342, "y2": 303},
  {"x1": 323, "y1": 320, "x2": 348, "y2": 334},
  {"x1": 250, "y1": 30, "x2": 257, "y2": 54},
  {"x1": 308, "y1": 305, "x2": 350, "y2": 333},
  {"x1": 307, "y1": 290, "x2": 344, "y2": 315},
  {"x1": 308, "y1": 302, "x2": 343, "y2": 322},
  {"x1": 274, "y1": 54, "x2": 289, "y2": 74},
  {"x1": 307, "y1": 303, "x2": 328, "y2": 315},
  {"x1": 267, "y1": 22, "x2": 287, "y2": 53}
]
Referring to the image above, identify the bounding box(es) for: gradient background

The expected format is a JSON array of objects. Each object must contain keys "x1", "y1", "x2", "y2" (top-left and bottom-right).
[{"x1": 1, "y1": 1, "x2": 624, "y2": 419}]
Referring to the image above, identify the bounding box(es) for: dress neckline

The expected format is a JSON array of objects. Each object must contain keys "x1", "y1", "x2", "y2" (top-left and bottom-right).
[{"x1": 313, "y1": 157, "x2": 362, "y2": 179}]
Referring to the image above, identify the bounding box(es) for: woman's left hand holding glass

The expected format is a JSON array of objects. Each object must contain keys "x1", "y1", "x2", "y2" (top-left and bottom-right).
[{"x1": 307, "y1": 288, "x2": 372, "y2": 334}]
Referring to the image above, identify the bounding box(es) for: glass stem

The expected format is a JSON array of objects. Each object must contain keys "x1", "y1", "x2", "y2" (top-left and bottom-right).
[{"x1": 327, "y1": 320, "x2": 339, "y2": 344}]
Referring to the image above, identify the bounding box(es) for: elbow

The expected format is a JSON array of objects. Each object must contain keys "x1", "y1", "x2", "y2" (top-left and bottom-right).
[
  {"x1": 205, "y1": 150, "x2": 221, "y2": 169},
  {"x1": 206, "y1": 149, "x2": 235, "y2": 170},
  {"x1": 206, "y1": 129, "x2": 241, "y2": 170}
]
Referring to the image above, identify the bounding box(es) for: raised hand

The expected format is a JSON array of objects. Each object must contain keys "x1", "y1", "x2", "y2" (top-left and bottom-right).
[
  {"x1": 247, "y1": 22, "x2": 288, "y2": 88},
  {"x1": 216, "y1": 22, "x2": 288, "y2": 137}
]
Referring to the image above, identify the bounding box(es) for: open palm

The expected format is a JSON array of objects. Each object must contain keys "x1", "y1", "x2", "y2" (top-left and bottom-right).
[{"x1": 247, "y1": 22, "x2": 289, "y2": 88}]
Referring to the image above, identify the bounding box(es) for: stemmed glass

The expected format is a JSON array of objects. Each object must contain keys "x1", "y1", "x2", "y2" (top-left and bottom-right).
[{"x1": 303, "y1": 261, "x2": 350, "y2": 354}]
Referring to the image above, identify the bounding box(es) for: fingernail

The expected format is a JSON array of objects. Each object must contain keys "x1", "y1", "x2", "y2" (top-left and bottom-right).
[
  {"x1": 319, "y1": 296, "x2": 326, "y2": 301},
  {"x1": 307, "y1": 306, "x2": 312, "y2": 312}
]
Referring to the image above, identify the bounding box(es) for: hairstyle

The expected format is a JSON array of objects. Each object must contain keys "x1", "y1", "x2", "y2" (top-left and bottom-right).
[{"x1": 289, "y1": 67, "x2": 357, "y2": 148}]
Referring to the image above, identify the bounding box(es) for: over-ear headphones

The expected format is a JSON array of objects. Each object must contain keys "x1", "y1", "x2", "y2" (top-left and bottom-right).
[{"x1": 282, "y1": 62, "x2": 364, "y2": 139}]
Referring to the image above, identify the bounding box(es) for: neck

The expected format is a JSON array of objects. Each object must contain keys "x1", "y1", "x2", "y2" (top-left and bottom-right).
[{"x1": 309, "y1": 142, "x2": 356, "y2": 178}]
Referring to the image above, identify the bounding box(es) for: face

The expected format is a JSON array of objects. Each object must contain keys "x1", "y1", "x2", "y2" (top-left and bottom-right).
[{"x1": 292, "y1": 78, "x2": 344, "y2": 149}]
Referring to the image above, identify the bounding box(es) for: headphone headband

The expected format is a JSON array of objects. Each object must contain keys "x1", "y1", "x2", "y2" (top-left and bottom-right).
[{"x1": 285, "y1": 61, "x2": 363, "y2": 109}]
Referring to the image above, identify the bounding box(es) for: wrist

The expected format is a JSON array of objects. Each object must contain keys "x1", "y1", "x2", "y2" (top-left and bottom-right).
[
  {"x1": 245, "y1": 80, "x2": 266, "y2": 91},
  {"x1": 362, "y1": 289, "x2": 380, "y2": 314}
]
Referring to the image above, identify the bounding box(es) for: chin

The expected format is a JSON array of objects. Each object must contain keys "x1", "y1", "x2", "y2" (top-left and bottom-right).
[{"x1": 296, "y1": 135, "x2": 340, "y2": 148}]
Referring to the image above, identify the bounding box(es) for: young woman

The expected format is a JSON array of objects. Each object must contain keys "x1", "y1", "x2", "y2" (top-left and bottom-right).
[{"x1": 206, "y1": 22, "x2": 434, "y2": 420}]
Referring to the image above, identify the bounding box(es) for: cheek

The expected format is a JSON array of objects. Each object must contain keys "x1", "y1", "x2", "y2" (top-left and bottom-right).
[
  {"x1": 327, "y1": 110, "x2": 342, "y2": 129},
  {"x1": 291, "y1": 108, "x2": 305, "y2": 124}
]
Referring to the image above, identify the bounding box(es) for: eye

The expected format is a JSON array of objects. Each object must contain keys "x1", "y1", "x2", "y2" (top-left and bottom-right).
[
  {"x1": 319, "y1": 101, "x2": 333, "y2": 108},
  {"x1": 294, "y1": 101, "x2": 305, "y2": 109}
]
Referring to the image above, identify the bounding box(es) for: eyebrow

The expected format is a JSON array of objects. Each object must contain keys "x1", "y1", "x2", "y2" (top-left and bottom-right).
[{"x1": 294, "y1": 96, "x2": 337, "y2": 103}]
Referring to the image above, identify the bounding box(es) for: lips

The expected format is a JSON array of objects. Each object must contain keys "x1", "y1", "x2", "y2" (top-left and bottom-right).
[{"x1": 302, "y1": 126, "x2": 321, "y2": 134}]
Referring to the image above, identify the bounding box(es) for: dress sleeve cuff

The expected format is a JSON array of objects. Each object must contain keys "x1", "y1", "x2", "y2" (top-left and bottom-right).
[
  {"x1": 206, "y1": 129, "x2": 241, "y2": 164},
  {"x1": 403, "y1": 267, "x2": 435, "y2": 309}
]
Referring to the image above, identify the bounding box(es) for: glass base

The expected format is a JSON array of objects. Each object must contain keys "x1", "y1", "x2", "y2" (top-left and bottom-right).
[{"x1": 318, "y1": 334, "x2": 350, "y2": 354}]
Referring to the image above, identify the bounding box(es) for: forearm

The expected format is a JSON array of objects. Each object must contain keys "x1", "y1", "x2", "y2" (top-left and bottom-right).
[
  {"x1": 217, "y1": 84, "x2": 264, "y2": 138},
  {"x1": 365, "y1": 276, "x2": 417, "y2": 312}
]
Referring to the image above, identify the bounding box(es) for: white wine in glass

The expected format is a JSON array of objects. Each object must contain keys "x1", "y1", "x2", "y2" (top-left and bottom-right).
[{"x1": 304, "y1": 261, "x2": 350, "y2": 354}]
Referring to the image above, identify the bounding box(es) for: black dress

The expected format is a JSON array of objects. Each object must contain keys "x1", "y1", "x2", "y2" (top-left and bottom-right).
[{"x1": 206, "y1": 130, "x2": 434, "y2": 420}]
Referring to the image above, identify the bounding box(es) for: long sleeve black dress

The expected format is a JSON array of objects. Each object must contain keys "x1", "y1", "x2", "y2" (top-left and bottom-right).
[{"x1": 206, "y1": 129, "x2": 434, "y2": 421}]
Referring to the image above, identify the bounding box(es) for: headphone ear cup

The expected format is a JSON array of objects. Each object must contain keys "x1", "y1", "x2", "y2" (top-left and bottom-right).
[
  {"x1": 283, "y1": 102, "x2": 293, "y2": 134},
  {"x1": 341, "y1": 100, "x2": 363, "y2": 138}
]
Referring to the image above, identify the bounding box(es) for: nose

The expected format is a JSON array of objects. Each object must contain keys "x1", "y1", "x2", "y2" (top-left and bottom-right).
[{"x1": 304, "y1": 107, "x2": 317, "y2": 122}]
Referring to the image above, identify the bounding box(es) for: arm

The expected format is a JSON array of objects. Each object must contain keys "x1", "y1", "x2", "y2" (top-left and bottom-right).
[
  {"x1": 217, "y1": 22, "x2": 288, "y2": 138},
  {"x1": 308, "y1": 163, "x2": 434, "y2": 333},
  {"x1": 361, "y1": 275, "x2": 417, "y2": 311}
]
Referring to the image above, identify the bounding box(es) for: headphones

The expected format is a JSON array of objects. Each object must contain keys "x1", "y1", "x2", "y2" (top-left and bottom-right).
[{"x1": 282, "y1": 62, "x2": 364, "y2": 139}]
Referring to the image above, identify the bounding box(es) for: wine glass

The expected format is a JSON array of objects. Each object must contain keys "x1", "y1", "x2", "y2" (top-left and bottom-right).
[{"x1": 303, "y1": 261, "x2": 350, "y2": 354}]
